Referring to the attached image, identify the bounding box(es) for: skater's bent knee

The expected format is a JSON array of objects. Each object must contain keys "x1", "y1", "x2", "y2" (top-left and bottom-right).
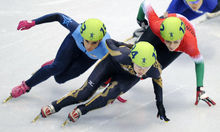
[{"x1": 54, "y1": 77, "x2": 67, "y2": 84}]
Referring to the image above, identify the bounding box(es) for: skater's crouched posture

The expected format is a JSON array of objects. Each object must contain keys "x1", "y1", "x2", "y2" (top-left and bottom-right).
[
  {"x1": 40, "y1": 39, "x2": 170, "y2": 124},
  {"x1": 10, "y1": 13, "x2": 110, "y2": 98},
  {"x1": 137, "y1": 1, "x2": 216, "y2": 106}
]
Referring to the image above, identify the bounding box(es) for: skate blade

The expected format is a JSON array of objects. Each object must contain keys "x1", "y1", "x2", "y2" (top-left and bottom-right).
[
  {"x1": 62, "y1": 119, "x2": 69, "y2": 127},
  {"x1": 31, "y1": 114, "x2": 41, "y2": 123},
  {"x1": 2, "y1": 95, "x2": 12, "y2": 103},
  {"x1": 124, "y1": 36, "x2": 134, "y2": 43},
  {"x1": 206, "y1": 12, "x2": 220, "y2": 19}
]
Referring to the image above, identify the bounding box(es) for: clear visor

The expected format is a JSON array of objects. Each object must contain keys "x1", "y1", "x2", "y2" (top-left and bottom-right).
[{"x1": 134, "y1": 63, "x2": 151, "y2": 70}]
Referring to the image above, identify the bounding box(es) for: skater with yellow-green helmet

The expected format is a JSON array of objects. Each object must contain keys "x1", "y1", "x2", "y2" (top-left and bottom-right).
[
  {"x1": 38, "y1": 39, "x2": 170, "y2": 124},
  {"x1": 137, "y1": 2, "x2": 216, "y2": 107},
  {"x1": 8, "y1": 13, "x2": 111, "y2": 101}
]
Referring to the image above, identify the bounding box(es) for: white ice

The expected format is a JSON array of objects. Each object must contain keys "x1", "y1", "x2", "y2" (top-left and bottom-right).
[{"x1": 0, "y1": 0, "x2": 220, "y2": 132}]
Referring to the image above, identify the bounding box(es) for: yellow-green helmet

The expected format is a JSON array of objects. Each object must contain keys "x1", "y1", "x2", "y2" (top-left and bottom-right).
[
  {"x1": 130, "y1": 41, "x2": 157, "y2": 67},
  {"x1": 160, "y1": 17, "x2": 186, "y2": 41},
  {"x1": 80, "y1": 18, "x2": 106, "y2": 41}
]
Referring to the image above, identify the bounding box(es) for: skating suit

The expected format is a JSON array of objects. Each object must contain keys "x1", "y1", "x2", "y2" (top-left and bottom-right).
[
  {"x1": 52, "y1": 39, "x2": 164, "y2": 115},
  {"x1": 25, "y1": 13, "x2": 110, "y2": 88},
  {"x1": 167, "y1": 0, "x2": 219, "y2": 20},
  {"x1": 139, "y1": 3, "x2": 204, "y2": 87}
]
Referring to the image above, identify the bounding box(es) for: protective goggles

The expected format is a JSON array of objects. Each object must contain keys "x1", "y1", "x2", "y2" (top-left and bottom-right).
[{"x1": 134, "y1": 63, "x2": 151, "y2": 70}]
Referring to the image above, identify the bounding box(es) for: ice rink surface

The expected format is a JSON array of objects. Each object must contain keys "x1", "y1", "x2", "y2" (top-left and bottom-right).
[{"x1": 0, "y1": 0, "x2": 220, "y2": 132}]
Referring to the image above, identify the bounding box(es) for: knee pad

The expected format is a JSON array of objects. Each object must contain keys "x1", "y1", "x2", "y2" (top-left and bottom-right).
[{"x1": 54, "y1": 76, "x2": 67, "y2": 84}]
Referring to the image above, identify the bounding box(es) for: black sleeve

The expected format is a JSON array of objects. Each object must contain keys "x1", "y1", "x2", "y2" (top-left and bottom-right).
[
  {"x1": 152, "y1": 77, "x2": 163, "y2": 103},
  {"x1": 106, "y1": 39, "x2": 133, "y2": 50}
]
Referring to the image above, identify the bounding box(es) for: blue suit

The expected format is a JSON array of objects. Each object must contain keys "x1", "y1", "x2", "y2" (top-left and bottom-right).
[
  {"x1": 167, "y1": 0, "x2": 219, "y2": 20},
  {"x1": 25, "y1": 13, "x2": 110, "y2": 88}
]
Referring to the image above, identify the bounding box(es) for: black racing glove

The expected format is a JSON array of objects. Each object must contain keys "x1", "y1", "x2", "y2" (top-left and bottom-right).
[
  {"x1": 137, "y1": 18, "x2": 148, "y2": 29},
  {"x1": 156, "y1": 101, "x2": 170, "y2": 122},
  {"x1": 195, "y1": 87, "x2": 216, "y2": 106}
]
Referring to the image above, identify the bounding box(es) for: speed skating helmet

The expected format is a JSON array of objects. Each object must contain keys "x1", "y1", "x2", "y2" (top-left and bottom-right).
[
  {"x1": 130, "y1": 41, "x2": 157, "y2": 67},
  {"x1": 160, "y1": 17, "x2": 186, "y2": 41},
  {"x1": 80, "y1": 18, "x2": 106, "y2": 41}
]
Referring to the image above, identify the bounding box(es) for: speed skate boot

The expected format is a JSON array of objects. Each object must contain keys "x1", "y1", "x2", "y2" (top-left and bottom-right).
[
  {"x1": 11, "y1": 81, "x2": 30, "y2": 98},
  {"x1": 41, "y1": 105, "x2": 56, "y2": 118},
  {"x1": 68, "y1": 108, "x2": 82, "y2": 122}
]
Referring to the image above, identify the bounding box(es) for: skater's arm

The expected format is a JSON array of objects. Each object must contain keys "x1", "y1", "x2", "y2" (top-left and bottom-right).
[
  {"x1": 186, "y1": 44, "x2": 204, "y2": 87},
  {"x1": 33, "y1": 13, "x2": 79, "y2": 32},
  {"x1": 152, "y1": 77, "x2": 163, "y2": 103},
  {"x1": 106, "y1": 39, "x2": 133, "y2": 51},
  {"x1": 149, "y1": 60, "x2": 169, "y2": 121},
  {"x1": 150, "y1": 60, "x2": 163, "y2": 103},
  {"x1": 137, "y1": 2, "x2": 146, "y2": 21},
  {"x1": 187, "y1": 53, "x2": 204, "y2": 87},
  {"x1": 141, "y1": 1, "x2": 163, "y2": 35},
  {"x1": 194, "y1": 59, "x2": 216, "y2": 106},
  {"x1": 137, "y1": 2, "x2": 148, "y2": 28},
  {"x1": 152, "y1": 77, "x2": 170, "y2": 122},
  {"x1": 195, "y1": 61, "x2": 204, "y2": 87},
  {"x1": 183, "y1": 25, "x2": 204, "y2": 87}
]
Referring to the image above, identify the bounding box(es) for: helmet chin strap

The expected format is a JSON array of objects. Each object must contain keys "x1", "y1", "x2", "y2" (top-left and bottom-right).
[{"x1": 194, "y1": 10, "x2": 204, "y2": 14}]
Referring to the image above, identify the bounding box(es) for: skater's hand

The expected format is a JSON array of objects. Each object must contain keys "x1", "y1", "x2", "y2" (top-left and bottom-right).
[
  {"x1": 156, "y1": 101, "x2": 170, "y2": 122},
  {"x1": 17, "y1": 20, "x2": 35, "y2": 31},
  {"x1": 137, "y1": 18, "x2": 148, "y2": 29},
  {"x1": 195, "y1": 87, "x2": 216, "y2": 106},
  {"x1": 163, "y1": 12, "x2": 168, "y2": 18}
]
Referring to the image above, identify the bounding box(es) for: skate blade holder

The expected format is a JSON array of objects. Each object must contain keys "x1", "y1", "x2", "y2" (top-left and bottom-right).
[
  {"x1": 2, "y1": 95, "x2": 12, "y2": 103},
  {"x1": 62, "y1": 119, "x2": 69, "y2": 127},
  {"x1": 31, "y1": 114, "x2": 41, "y2": 123}
]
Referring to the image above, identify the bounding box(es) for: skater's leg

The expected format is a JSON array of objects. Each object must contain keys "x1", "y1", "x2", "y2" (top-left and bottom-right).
[
  {"x1": 51, "y1": 55, "x2": 116, "y2": 112},
  {"x1": 54, "y1": 52, "x2": 97, "y2": 84},
  {"x1": 25, "y1": 33, "x2": 80, "y2": 88},
  {"x1": 78, "y1": 73, "x2": 140, "y2": 115},
  {"x1": 11, "y1": 33, "x2": 80, "y2": 97}
]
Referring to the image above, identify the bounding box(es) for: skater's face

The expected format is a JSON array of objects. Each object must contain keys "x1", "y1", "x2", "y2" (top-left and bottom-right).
[
  {"x1": 84, "y1": 39, "x2": 101, "y2": 52},
  {"x1": 186, "y1": 0, "x2": 203, "y2": 11},
  {"x1": 133, "y1": 63, "x2": 151, "y2": 78},
  {"x1": 164, "y1": 39, "x2": 182, "y2": 51}
]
